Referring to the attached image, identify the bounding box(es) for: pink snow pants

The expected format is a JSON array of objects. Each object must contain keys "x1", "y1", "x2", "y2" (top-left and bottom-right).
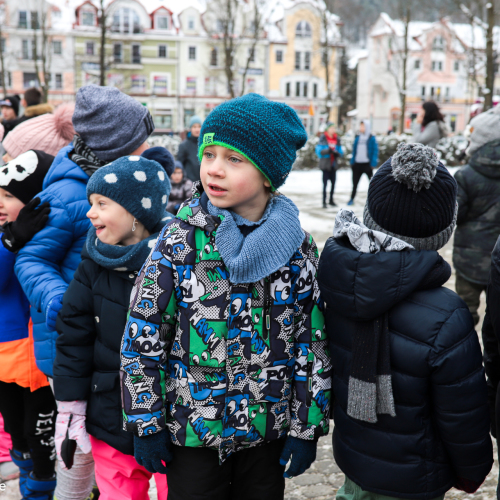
[
  {"x1": 0, "y1": 414, "x2": 13, "y2": 462},
  {"x1": 90, "y1": 435, "x2": 168, "y2": 500}
]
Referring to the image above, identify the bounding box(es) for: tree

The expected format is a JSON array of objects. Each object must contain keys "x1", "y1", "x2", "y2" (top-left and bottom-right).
[
  {"x1": 485, "y1": 1, "x2": 495, "y2": 110},
  {"x1": 98, "y1": 0, "x2": 107, "y2": 86},
  {"x1": 0, "y1": 3, "x2": 7, "y2": 98},
  {"x1": 32, "y1": 1, "x2": 52, "y2": 103}
]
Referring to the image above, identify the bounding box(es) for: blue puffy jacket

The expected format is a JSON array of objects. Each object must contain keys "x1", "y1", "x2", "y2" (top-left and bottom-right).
[
  {"x1": 350, "y1": 134, "x2": 379, "y2": 167},
  {"x1": 15, "y1": 144, "x2": 91, "y2": 377}
]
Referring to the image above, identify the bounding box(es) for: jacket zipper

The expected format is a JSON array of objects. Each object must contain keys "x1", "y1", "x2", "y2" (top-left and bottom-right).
[
  {"x1": 263, "y1": 278, "x2": 271, "y2": 340},
  {"x1": 306, "y1": 359, "x2": 313, "y2": 407}
]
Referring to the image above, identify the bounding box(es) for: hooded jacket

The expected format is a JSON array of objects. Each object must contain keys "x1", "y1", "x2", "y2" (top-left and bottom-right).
[
  {"x1": 453, "y1": 139, "x2": 500, "y2": 285},
  {"x1": 120, "y1": 185, "x2": 332, "y2": 462},
  {"x1": 350, "y1": 121, "x2": 379, "y2": 167},
  {"x1": 15, "y1": 144, "x2": 91, "y2": 377},
  {"x1": 318, "y1": 237, "x2": 493, "y2": 499},
  {"x1": 177, "y1": 134, "x2": 201, "y2": 182}
]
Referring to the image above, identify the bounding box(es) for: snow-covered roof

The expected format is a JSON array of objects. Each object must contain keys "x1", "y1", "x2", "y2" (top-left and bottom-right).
[{"x1": 348, "y1": 48, "x2": 367, "y2": 69}]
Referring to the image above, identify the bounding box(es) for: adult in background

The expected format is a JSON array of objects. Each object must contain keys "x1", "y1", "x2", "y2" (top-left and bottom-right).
[
  {"x1": 315, "y1": 122, "x2": 343, "y2": 208},
  {"x1": 167, "y1": 161, "x2": 193, "y2": 215},
  {"x1": 412, "y1": 101, "x2": 448, "y2": 148},
  {"x1": 453, "y1": 105, "x2": 500, "y2": 325},
  {"x1": 0, "y1": 95, "x2": 21, "y2": 122},
  {"x1": 348, "y1": 120, "x2": 378, "y2": 206},
  {"x1": 177, "y1": 115, "x2": 202, "y2": 182}
]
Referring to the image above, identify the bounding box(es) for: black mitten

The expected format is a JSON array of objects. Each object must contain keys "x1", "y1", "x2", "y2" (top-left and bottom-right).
[{"x1": 0, "y1": 197, "x2": 50, "y2": 252}]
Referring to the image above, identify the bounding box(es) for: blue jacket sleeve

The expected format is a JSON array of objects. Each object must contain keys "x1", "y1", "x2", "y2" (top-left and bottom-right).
[
  {"x1": 370, "y1": 136, "x2": 379, "y2": 167},
  {"x1": 15, "y1": 191, "x2": 80, "y2": 315},
  {"x1": 0, "y1": 238, "x2": 16, "y2": 294}
]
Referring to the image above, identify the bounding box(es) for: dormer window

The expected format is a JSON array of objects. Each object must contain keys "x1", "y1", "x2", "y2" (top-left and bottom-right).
[
  {"x1": 188, "y1": 16, "x2": 195, "y2": 30},
  {"x1": 156, "y1": 14, "x2": 169, "y2": 29},
  {"x1": 112, "y1": 7, "x2": 141, "y2": 34},
  {"x1": 432, "y1": 36, "x2": 445, "y2": 51},
  {"x1": 296, "y1": 21, "x2": 311, "y2": 38}
]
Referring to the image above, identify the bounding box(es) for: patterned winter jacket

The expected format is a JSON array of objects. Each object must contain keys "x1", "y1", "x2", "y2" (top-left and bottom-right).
[{"x1": 120, "y1": 187, "x2": 332, "y2": 462}]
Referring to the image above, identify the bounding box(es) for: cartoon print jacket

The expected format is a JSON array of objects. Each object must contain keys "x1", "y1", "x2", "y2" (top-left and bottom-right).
[{"x1": 120, "y1": 185, "x2": 332, "y2": 462}]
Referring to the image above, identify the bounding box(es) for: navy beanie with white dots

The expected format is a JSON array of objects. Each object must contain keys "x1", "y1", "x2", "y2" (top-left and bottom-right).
[
  {"x1": 198, "y1": 93, "x2": 307, "y2": 190},
  {"x1": 86, "y1": 155, "x2": 171, "y2": 232}
]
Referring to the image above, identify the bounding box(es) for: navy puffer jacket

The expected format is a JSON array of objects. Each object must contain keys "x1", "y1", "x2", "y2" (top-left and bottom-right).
[{"x1": 318, "y1": 237, "x2": 493, "y2": 499}]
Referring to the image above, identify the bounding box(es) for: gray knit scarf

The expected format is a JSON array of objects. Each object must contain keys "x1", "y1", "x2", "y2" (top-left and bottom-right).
[{"x1": 70, "y1": 135, "x2": 107, "y2": 177}]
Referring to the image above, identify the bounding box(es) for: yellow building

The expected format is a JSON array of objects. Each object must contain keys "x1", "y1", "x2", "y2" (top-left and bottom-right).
[{"x1": 267, "y1": 0, "x2": 343, "y2": 135}]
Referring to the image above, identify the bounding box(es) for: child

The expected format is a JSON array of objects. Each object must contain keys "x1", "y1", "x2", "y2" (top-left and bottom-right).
[
  {"x1": 318, "y1": 143, "x2": 493, "y2": 499},
  {"x1": 347, "y1": 120, "x2": 378, "y2": 206},
  {"x1": 121, "y1": 93, "x2": 332, "y2": 500},
  {"x1": 166, "y1": 161, "x2": 193, "y2": 214},
  {"x1": 14, "y1": 85, "x2": 155, "y2": 500},
  {"x1": 53, "y1": 156, "x2": 171, "y2": 500},
  {"x1": 315, "y1": 123, "x2": 343, "y2": 208},
  {"x1": 0, "y1": 150, "x2": 57, "y2": 500}
]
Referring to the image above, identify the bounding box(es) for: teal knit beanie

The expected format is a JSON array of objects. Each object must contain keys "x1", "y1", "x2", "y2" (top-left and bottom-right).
[
  {"x1": 198, "y1": 93, "x2": 307, "y2": 190},
  {"x1": 86, "y1": 156, "x2": 171, "y2": 232}
]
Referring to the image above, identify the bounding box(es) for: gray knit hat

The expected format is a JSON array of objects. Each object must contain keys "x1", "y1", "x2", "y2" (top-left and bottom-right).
[
  {"x1": 73, "y1": 85, "x2": 154, "y2": 162},
  {"x1": 364, "y1": 143, "x2": 458, "y2": 251},
  {"x1": 467, "y1": 105, "x2": 500, "y2": 156}
]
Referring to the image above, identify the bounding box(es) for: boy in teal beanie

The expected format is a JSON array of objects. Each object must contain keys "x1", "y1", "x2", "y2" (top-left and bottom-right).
[{"x1": 121, "y1": 93, "x2": 332, "y2": 499}]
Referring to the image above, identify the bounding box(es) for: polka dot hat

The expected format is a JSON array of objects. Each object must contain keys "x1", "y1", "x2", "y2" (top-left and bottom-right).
[{"x1": 86, "y1": 155, "x2": 171, "y2": 232}]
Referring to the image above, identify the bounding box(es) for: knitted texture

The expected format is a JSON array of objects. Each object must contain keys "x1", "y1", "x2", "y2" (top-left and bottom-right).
[
  {"x1": 86, "y1": 156, "x2": 171, "y2": 233},
  {"x1": 134, "y1": 429, "x2": 172, "y2": 474},
  {"x1": 188, "y1": 115, "x2": 202, "y2": 128},
  {"x1": 207, "y1": 193, "x2": 305, "y2": 284},
  {"x1": 365, "y1": 143, "x2": 458, "y2": 248},
  {"x1": 198, "y1": 93, "x2": 307, "y2": 189},
  {"x1": 0, "y1": 150, "x2": 54, "y2": 204},
  {"x1": 3, "y1": 103, "x2": 75, "y2": 158},
  {"x1": 468, "y1": 104, "x2": 500, "y2": 156},
  {"x1": 279, "y1": 436, "x2": 317, "y2": 478},
  {"x1": 142, "y1": 147, "x2": 176, "y2": 177},
  {"x1": 72, "y1": 85, "x2": 154, "y2": 162}
]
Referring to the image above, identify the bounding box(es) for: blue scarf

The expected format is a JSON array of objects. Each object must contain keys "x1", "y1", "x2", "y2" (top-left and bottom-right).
[
  {"x1": 207, "y1": 194, "x2": 305, "y2": 283},
  {"x1": 86, "y1": 219, "x2": 168, "y2": 272}
]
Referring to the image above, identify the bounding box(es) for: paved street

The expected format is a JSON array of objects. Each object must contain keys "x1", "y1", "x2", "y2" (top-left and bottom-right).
[{"x1": 1, "y1": 168, "x2": 497, "y2": 499}]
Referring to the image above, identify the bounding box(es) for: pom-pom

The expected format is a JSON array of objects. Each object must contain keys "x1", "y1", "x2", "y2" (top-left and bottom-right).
[
  {"x1": 391, "y1": 143, "x2": 439, "y2": 192},
  {"x1": 53, "y1": 103, "x2": 75, "y2": 142},
  {"x1": 142, "y1": 146, "x2": 175, "y2": 177}
]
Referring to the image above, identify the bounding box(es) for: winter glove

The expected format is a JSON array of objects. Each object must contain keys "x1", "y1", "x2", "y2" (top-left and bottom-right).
[
  {"x1": 55, "y1": 401, "x2": 92, "y2": 470},
  {"x1": 46, "y1": 294, "x2": 64, "y2": 331},
  {"x1": 279, "y1": 436, "x2": 317, "y2": 478},
  {"x1": 134, "y1": 429, "x2": 173, "y2": 474},
  {"x1": 0, "y1": 197, "x2": 50, "y2": 253}
]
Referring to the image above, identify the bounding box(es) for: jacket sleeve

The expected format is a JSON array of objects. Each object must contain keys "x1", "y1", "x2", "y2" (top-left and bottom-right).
[
  {"x1": 291, "y1": 235, "x2": 332, "y2": 441},
  {"x1": 0, "y1": 239, "x2": 16, "y2": 294},
  {"x1": 315, "y1": 144, "x2": 326, "y2": 159},
  {"x1": 454, "y1": 168, "x2": 469, "y2": 225},
  {"x1": 176, "y1": 142, "x2": 187, "y2": 165},
  {"x1": 412, "y1": 121, "x2": 440, "y2": 147},
  {"x1": 370, "y1": 136, "x2": 379, "y2": 167},
  {"x1": 53, "y1": 260, "x2": 96, "y2": 402},
  {"x1": 430, "y1": 305, "x2": 493, "y2": 483},
  {"x1": 120, "y1": 225, "x2": 177, "y2": 436},
  {"x1": 15, "y1": 191, "x2": 76, "y2": 315}
]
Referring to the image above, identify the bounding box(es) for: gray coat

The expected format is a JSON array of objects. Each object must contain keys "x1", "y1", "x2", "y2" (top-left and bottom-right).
[{"x1": 412, "y1": 120, "x2": 445, "y2": 149}]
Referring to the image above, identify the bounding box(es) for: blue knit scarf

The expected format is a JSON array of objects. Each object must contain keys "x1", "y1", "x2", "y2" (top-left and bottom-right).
[
  {"x1": 86, "y1": 220, "x2": 167, "y2": 272},
  {"x1": 207, "y1": 194, "x2": 305, "y2": 283}
]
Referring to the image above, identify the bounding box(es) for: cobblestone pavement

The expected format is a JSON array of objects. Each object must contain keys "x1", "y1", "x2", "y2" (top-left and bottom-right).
[{"x1": 1, "y1": 169, "x2": 498, "y2": 499}]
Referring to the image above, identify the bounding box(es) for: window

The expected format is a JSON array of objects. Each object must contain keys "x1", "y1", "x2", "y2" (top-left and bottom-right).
[
  {"x1": 445, "y1": 87, "x2": 450, "y2": 97},
  {"x1": 186, "y1": 77, "x2": 196, "y2": 95},
  {"x1": 276, "y1": 50, "x2": 283, "y2": 63},
  {"x1": 247, "y1": 78, "x2": 255, "y2": 91},
  {"x1": 304, "y1": 51, "x2": 310, "y2": 70},
  {"x1": 30, "y1": 11, "x2": 39, "y2": 29},
  {"x1": 158, "y1": 45, "x2": 167, "y2": 58},
  {"x1": 188, "y1": 46, "x2": 196, "y2": 60},
  {"x1": 23, "y1": 72, "x2": 38, "y2": 88},
  {"x1": 53, "y1": 40, "x2": 62, "y2": 55},
  {"x1": 81, "y1": 10, "x2": 95, "y2": 26},
  {"x1": 111, "y1": 8, "x2": 141, "y2": 34},
  {"x1": 22, "y1": 39, "x2": 30, "y2": 60},
  {"x1": 113, "y1": 43, "x2": 122, "y2": 63},
  {"x1": 52, "y1": 10, "x2": 61, "y2": 21},
  {"x1": 86, "y1": 42, "x2": 95, "y2": 55},
  {"x1": 286, "y1": 82, "x2": 290, "y2": 97},
  {"x1": 188, "y1": 17, "x2": 195, "y2": 30},
  {"x1": 313, "y1": 83, "x2": 317, "y2": 98},
  {"x1": 0, "y1": 71, "x2": 11, "y2": 88},
  {"x1": 107, "y1": 73, "x2": 124, "y2": 89},
  {"x1": 131, "y1": 74, "x2": 147, "y2": 93},
  {"x1": 19, "y1": 11, "x2": 28, "y2": 29},
  {"x1": 210, "y1": 48, "x2": 218, "y2": 67},
  {"x1": 421, "y1": 86, "x2": 426, "y2": 97},
  {"x1": 184, "y1": 109, "x2": 195, "y2": 128},
  {"x1": 295, "y1": 81, "x2": 300, "y2": 97},
  {"x1": 432, "y1": 61, "x2": 442, "y2": 71},
  {"x1": 438, "y1": 61, "x2": 443, "y2": 71},
  {"x1": 303, "y1": 82, "x2": 308, "y2": 97},
  {"x1": 132, "y1": 44, "x2": 141, "y2": 64},
  {"x1": 154, "y1": 113, "x2": 172, "y2": 129},
  {"x1": 205, "y1": 77, "x2": 216, "y2": 95},
  {"x1": 153, "y1": 75, "x2": 169, "y2": 94},
  {"x1": 248, "y1": 47, "x2": 255, "y2": 63},
  {"x1": 54, "y1": 73, "x2": 63, "y2": 90},
  {"x1": 430, "y1": 86, "x2": 435, "y2": 97},
  {"x1": 295, "y1": 21, "x2": 312, "y2": 38},
  {"x1": 295, "y1": 51, "x2": 301, "y2": 70},
  {"x1": 432, "y1": 36, "x2": 445, "y2": 51},
  {"x1": 156, "y1": 15, "x2": 169, "y2": 29},
  {"x1": 414, "y1": 59, "x2": 421, "y2": 69},
  {"x1": 454, "y1": 60, "x2": 459, "y2": 71}
]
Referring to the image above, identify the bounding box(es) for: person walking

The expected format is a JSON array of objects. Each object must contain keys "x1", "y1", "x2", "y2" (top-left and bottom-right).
[
  {"x1": 412, "y1": 101, "x2": 448, "y2": 148},
  {"x1": 452, "y1": 106, "x2": 500, "y2": 325},
  {"x1": 316, "y1": 122, "x2": 343, "y2": 208},
  {"x1": 177, "y1": 116, "x2": 202, "y2": 182},
  {"x1": 121, "y1": 94, "x2": 332, "y2": 500},
  {"x1": 319, "y1": 143, "x2": 493, "y2": 499},
  {"x1": 53, "y1": 157, "x2": 171, "y2": 500},
  {"x1": 347, "y1": 120, "x2": 378, "y2": 206}
]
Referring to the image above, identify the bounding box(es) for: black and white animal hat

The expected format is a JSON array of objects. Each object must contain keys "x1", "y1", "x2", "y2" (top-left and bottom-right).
[{"x1": 0, "y1": 150, "x2": 54, "y2": 204}]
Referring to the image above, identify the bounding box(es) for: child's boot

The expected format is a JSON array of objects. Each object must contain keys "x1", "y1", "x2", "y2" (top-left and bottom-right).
[
  {"x1": 24, "y1": 471, "x2": 56, "y2": 500},
  {"x1": 9, "y1": 449, "x2": 33, "y2": 497}
]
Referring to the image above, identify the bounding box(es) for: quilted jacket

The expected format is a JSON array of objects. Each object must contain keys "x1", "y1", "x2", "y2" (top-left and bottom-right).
[
  {"x1": 121, "y1": 187, "x2": 332, "y2": 462},
  {"x1": 15, "y1": 144, "x2": 91, "y2": 377}
]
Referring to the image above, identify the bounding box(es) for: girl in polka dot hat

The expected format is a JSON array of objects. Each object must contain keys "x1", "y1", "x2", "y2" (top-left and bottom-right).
[{"x1": 52, "y1": 155, "x2": 172, "y2": 499}]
